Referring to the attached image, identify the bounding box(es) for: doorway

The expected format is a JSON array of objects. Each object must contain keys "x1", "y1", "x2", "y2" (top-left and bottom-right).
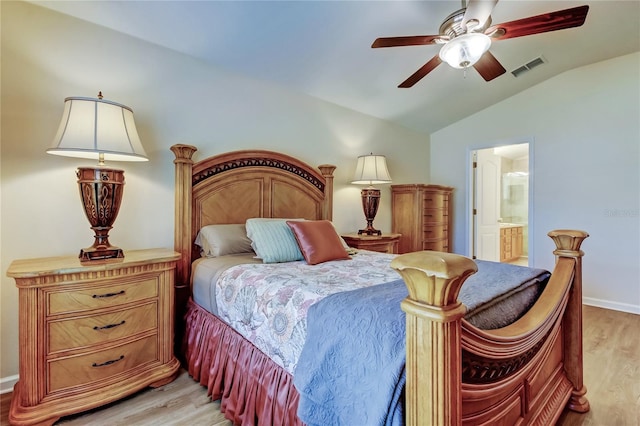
[{"x1": 471, "y1": 142, "x2": 531, "y2": 266}]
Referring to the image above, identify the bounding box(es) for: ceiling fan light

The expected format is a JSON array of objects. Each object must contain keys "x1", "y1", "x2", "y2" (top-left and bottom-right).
[{"x1": 439, "y1": 33, "x2": 491, "y2": 69}]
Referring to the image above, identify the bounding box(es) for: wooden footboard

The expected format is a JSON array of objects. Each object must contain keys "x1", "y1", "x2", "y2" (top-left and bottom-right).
[{"x1": 390, "y1": 230, "x2": 589, "y2": 425}]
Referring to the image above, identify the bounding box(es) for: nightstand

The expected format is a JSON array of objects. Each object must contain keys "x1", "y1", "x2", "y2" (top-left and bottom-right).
[
  {"x1": 341, "y1": 233, "x2": 401, "y2": 254},
  {"x1": 6, "y1": 248, "x2": 181, "y2": 426}
]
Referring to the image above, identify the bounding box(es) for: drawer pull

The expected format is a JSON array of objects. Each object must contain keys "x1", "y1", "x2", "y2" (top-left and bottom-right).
[
  {"x1": 92, "y1": 290, "x2": 125, "y2": 299},
  {"x1": 93, "y1": 320, "x2": 126, "y2": 331},
  {"x1": 92, "y1": 355, "x2": 124, "y2": 368}
]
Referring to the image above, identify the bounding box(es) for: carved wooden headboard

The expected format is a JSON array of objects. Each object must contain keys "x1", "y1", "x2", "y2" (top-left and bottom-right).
[{"x1": 170, "y1": 144, "x2": 336, "y2": 287}]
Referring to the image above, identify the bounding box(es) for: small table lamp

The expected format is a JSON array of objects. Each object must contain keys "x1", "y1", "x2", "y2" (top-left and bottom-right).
[
  {"x1": 352, "y1": 153, "x2": 392, "y2": 235},
  {"x1": 47, "y1": 92, "x2": 148, "y2": 261}
]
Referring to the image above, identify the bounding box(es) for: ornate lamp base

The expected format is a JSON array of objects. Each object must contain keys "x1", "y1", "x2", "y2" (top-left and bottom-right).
[
  {"x1": 358, "y1": 227, "x2": 382, "y2": 236},
  {"x1": 77, "y1": 167, "x2": 126, "y2": 261},
  {"x1": 80, "y1": 245, "x2": 124, "y2": 261},
  {"x1": 358, "y1": 187, "x2": 382, "y2": 236}
]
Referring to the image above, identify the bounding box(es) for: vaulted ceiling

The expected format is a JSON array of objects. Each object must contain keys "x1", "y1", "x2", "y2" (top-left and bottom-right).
[{"x1": 29, "y1": 0, "x2": 640, "y2": 134}]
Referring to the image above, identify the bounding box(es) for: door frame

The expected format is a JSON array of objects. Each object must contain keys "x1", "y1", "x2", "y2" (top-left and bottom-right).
[{"x1": 467, "y1": 137, "x2": 535, "y2": 265}]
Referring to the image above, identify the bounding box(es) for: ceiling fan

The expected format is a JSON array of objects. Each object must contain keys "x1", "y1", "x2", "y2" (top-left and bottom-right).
[{"x1": 372, "y1": 1, "x2": 589, "y2": 88}]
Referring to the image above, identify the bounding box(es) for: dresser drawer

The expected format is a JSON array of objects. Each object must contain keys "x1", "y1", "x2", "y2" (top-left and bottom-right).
[
  {"x1": 423, "y1": 240, "x2": 448, "y2": 252},
  {"x1": 423, "y1": 226, "x2": 447, "y2": 240},
  {"x1": 48, "y1": 302, "x2": 158, "y2": 353},
  {"x1": 48, "y1": 277, "x2": 158, "y2": 315},
  {"x1": 423, "y1": 208, "x2": 446, "y2": 223},
  {"x1": 423, "y1": 193, "x2": 447, "y2": 209},
  {"x1": 48, "y1": 334, "x2": 158, "y2": 393}
]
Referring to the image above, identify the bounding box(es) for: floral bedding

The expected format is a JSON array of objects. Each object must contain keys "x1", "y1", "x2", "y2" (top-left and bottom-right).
[{"x1": 214, "y1": 251, "x2": 400, "y2": 373}]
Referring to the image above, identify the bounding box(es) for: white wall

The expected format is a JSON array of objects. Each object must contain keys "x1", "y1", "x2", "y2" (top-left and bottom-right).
[
  {"x1": 431, "y1": 52, "x2": 640, "y2": 314},
  {"x1": 0, "y1": 2, "x2": 429, "y2": 385}
]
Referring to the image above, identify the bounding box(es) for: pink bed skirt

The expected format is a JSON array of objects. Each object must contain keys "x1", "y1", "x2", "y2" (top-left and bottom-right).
[{"x1": 183, "y1": 298, "x2": 304, "y2": 426}]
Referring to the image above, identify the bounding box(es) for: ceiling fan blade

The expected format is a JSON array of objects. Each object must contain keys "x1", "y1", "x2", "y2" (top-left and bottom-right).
[
  {"x1": 372, "y1": 35, "x2": 445, "y2": 48},
  {"x1": 486, "y1": 5, "x2": 589, "y2": 41},
  {"x1": 473, "y1": 51, "x2": 506, "y2": 81},
  {"x1": 463, "y1": 0, "x2": 499, "y2": 30},
  {"x1": 398, "y1": 55, "x2": 442, "y2": 88}
]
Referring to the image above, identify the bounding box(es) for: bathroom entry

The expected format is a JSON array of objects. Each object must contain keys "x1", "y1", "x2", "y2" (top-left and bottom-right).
[{"x1": 471, "y1": 143, "x2": 530, "y2": 266}]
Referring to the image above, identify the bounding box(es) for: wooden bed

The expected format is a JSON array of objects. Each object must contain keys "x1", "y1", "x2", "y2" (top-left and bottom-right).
[{"x1": 171, "y1": 143, "x2": 589, "y2": 425}]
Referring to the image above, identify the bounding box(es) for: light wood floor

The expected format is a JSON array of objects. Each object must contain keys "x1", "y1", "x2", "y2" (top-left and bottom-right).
[{"x1": 2, "y1": 305, "x2": 638, "y2": 425}]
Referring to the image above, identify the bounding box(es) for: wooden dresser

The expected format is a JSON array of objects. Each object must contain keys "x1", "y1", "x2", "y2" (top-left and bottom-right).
[
  {"x1": 6, "y1": 248, "x2": 181, "y2": 426},
  {"x1": 391, "y1": 184, "x2": 454, "y2": 254}
]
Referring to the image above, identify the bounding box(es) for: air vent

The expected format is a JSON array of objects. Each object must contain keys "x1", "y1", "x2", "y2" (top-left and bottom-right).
[{"x1": 511, "y1": 56, "x2": 546, "y2": 77}]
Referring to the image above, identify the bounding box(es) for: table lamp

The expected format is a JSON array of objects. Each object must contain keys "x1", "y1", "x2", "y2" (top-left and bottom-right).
[
  {"x1": 352, "y1": 153, "x2": 392, "y2": 235},
  {"x1": 47, "y1": 92, "x2": 148, "y2": 261}
]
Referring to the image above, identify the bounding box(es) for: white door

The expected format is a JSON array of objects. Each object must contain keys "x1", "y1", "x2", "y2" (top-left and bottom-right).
[{"x1": 475, "y1": 148, "x2": 501, "y2": 261}]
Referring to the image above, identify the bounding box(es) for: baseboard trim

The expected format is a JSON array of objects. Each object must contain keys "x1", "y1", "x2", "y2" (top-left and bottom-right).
[
  {"x1": 0, "y1": 374, "x2": 18, "y2": 394},
  {"x1": 583, "y1": 297, "x2": 640, "y2": 315}
]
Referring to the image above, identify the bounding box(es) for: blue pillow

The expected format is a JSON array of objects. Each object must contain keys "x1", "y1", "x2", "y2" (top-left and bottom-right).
[{"x1": 245, "y1": 218, "x2": 304, "y2": 263}]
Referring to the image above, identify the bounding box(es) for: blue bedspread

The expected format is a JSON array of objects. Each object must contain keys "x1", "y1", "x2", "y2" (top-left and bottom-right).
[
  {"x1": 293, "y1": 260, "x2": 550, "y2": 426},
  {"x1": 294, "y1": 280, "x2": 408, "y2": 426}
]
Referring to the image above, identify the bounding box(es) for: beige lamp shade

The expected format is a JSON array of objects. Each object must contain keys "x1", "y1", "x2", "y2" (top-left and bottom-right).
[
  {"x1": 47, "y1": 95, "x2": 148, "y2": 163},
  {"x1": 351, "y1": 154, "x2": 392, "y2": 185}
]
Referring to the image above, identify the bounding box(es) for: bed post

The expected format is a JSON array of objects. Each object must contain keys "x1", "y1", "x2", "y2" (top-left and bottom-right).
[
  {"x1": 318, "y1": 164, "x2": 336, "y2": 221},
  {"x1": 390, "y1": 252, "x2": 478, "y2": 426},
  {"x1": 171, "y1": 144, "x2": 197, "y2": 287},
  {"x1": 548, "y1": 229, "x2": 590, "y2": 413},
  {"x1": 170, "y1": 143, "x2": 198, "y2": 357}
]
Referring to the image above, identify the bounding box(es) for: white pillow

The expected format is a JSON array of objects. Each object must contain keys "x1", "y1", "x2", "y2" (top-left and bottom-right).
[
  {"x1": 245, "y1": 218, "x2": 304, "y2": 263},
  {"x1": 330, "y1": 221, "x2": 351, "y2": 250},
  {"x1": 194, "y1": 224, "x2": 253, "y2": 258}
]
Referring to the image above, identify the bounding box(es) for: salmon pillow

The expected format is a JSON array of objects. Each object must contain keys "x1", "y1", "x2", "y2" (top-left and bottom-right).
[{"x1": 287, "y1": 220, "x2": 351, "y2": 265}]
